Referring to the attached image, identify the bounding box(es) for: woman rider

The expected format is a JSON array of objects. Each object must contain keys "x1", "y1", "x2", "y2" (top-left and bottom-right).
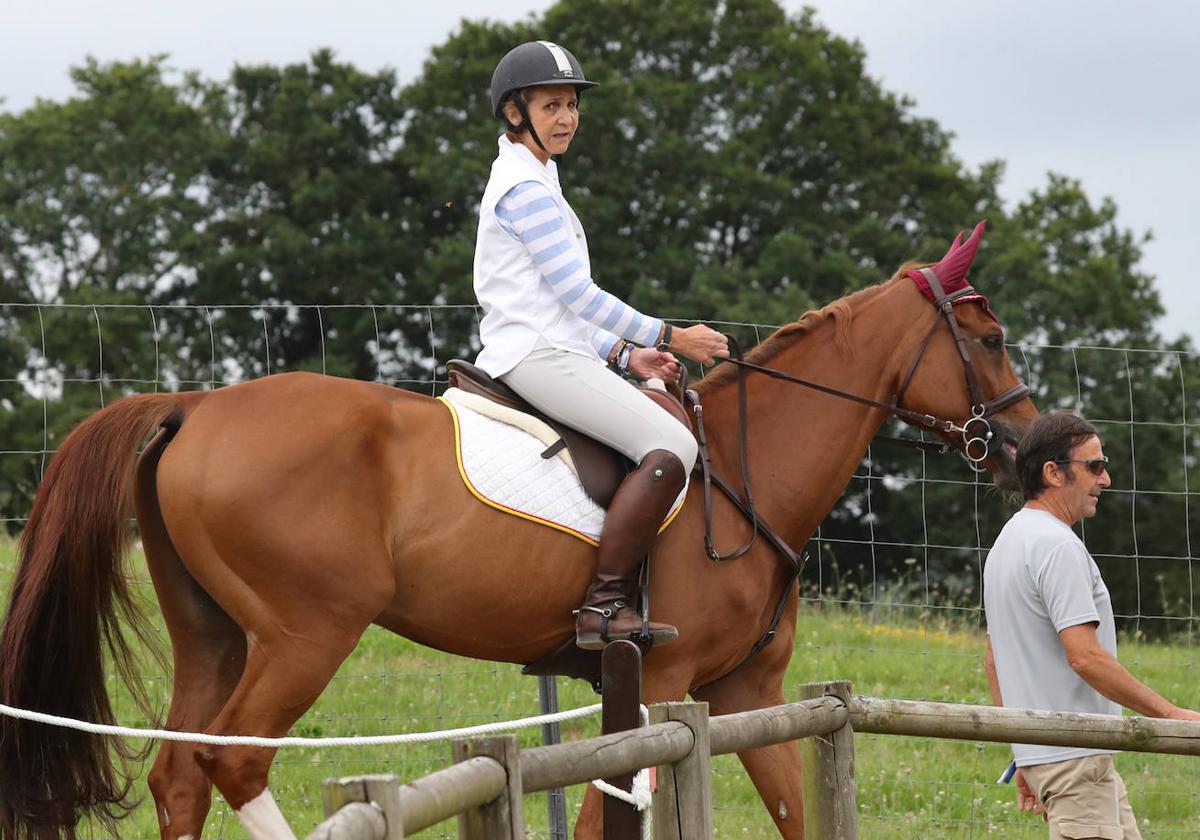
[{"x1": 474, "y1": 41, "x2": 728, "y2": 650}]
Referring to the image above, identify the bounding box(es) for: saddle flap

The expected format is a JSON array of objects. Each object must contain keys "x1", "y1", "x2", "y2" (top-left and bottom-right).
[
  {"x1": 639, "y1": 384, "x2": 693, "y2": 432},
  {"x1": 447, "y1": 359, "x2": 630, "y2": 507}
]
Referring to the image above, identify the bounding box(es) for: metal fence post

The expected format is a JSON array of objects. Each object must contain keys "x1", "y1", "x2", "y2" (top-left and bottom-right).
[{"x1": 538, "y1": 675, "x2": 570, "y2": 840}]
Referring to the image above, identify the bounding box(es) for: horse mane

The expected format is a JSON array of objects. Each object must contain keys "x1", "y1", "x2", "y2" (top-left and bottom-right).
[{"x1": 695, "y1": 267, "x2": 924, "y2": 395}]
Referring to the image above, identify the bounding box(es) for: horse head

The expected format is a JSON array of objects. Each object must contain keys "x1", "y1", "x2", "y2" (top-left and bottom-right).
[{"x1": 897, "y1": 220, "x2": 1037, "y2": 492}]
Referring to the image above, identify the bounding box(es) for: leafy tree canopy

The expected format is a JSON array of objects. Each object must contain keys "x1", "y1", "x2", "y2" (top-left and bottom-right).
[{"x1": 1, "y1": 0, "x2": 1193, "y2": 624}]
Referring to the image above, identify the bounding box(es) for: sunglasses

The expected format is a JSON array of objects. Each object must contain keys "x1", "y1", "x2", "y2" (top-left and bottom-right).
[{"x1": 1053, "y1": 456, "x2": 1110, "y2": 476}]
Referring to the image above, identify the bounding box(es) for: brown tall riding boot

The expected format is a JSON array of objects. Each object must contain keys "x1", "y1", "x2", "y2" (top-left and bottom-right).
[{"x1": 574, "y1": 449, "x2": 685, "y2": 650}]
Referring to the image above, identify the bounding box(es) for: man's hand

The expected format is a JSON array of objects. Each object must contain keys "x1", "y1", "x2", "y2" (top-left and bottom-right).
[
  {"x1": 628, "y1": 348, "x2": 682, "y2": 384},
  {"x1": 1060, "y1": 623, "x2": 1191, "y2": 718},
  {"x1": 1014, "y1": 770, "x2": 1046, "y2": 820}
]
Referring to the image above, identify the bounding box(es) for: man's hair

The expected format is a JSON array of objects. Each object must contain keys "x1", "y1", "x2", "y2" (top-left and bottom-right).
[{"x1": 1016, "y1": 411, "x2": 1101, "y2": 501}]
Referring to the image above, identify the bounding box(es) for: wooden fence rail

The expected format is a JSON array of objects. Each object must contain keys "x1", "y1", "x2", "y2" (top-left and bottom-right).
[
  {"x1": 851, "y1": 696, "x2": 1200, "y2": 755},
  {"x1": 306, "y1": 691, "x2": 845, "y2": 839},
  {"x1": 305, "y1": 686, "x2": 1200, "y2": 840}
]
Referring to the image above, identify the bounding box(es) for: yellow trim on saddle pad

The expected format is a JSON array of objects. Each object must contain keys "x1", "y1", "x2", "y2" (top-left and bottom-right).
[{"x1": 438, "y1": 396, "x2": 683, "y2": 546}]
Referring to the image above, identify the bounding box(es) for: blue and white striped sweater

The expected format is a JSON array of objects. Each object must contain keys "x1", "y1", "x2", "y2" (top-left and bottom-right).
[{"x1": 495, "y1": 180, "x2": 662, "y2": 351}]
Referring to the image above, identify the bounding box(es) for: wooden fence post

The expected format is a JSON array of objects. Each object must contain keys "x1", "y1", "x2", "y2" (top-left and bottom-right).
[
  {"x1": 798, "y1": 681, "x2": 858, "y2": 839},
  {"x1": 649, "y1": 701, "x2": 712, "y2": 840},
  {"x1": 452, "y1": 735, "x2": 525, "y2": 839},
  {"x1": 601, "y1": 640, "x2": 643, "y2": 839},
  {"x1": 316, "y1": 774, "x2": 400, "y2": 839}
]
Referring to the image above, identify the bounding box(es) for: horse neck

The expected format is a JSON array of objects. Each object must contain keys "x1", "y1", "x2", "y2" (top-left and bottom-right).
[{"x1": 699, "y1": 282, "x2": 934, "y2": 549}]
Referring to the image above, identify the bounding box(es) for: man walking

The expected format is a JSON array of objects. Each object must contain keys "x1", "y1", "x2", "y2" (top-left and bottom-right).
[{"x1": 984, "y1": 411, "x2": 1200, "y2": 839}]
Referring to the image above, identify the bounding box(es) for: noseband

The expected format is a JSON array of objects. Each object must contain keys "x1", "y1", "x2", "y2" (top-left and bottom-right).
[{"x1": 895, "y1": 268, "x2": 1030, "y2": 464}]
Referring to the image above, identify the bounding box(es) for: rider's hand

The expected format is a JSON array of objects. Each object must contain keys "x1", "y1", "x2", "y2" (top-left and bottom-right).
[
  {"x1": 628, "y1": 348, "x2": 682, "y2": 384},
  {"x1": 670, "y1": 324, "x2": 729, "y2": 365}
]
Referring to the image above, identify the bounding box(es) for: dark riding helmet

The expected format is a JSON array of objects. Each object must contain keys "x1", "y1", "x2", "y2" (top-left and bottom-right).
[{"x1": 490, "y1": 41, "x2": 599, "y2": 140}]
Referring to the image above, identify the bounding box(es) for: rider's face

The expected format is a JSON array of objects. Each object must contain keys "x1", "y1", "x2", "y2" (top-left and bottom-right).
[{"x1": 506, "y1": 85, "x2": 579, "y2": 162}]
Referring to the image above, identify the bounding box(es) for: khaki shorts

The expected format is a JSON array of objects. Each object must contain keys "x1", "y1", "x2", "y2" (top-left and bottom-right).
[{"x1": 1020, "y1": 755, "x2": 1141, "y2": 840}]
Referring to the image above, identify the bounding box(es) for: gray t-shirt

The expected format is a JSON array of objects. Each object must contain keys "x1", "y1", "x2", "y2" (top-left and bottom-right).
[{"x1": 983, "y1": 507, "x2": 1120, "y2": 766}]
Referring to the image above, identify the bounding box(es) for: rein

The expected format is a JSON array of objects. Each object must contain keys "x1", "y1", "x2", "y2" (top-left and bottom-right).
[
  {"x1": 685, "y1": 271, "x2": 1030, "y2": 685},
  {"x1": 714, "y1": 270, "x2": 1030, "y2": 465}
]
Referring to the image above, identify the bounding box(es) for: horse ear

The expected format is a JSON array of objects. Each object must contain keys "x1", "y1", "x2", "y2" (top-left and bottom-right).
[
  {"x1": 932, "y1": 220, "x2": 987, "y2": 286},
  {"x1": 939, "y1": 229, "x2": 966, "y2": 262}
]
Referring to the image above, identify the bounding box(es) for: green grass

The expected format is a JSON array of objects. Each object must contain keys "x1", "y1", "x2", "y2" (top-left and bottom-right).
[{"x1": 1, "y1": 539, "x2": 1198, "y2": 838}]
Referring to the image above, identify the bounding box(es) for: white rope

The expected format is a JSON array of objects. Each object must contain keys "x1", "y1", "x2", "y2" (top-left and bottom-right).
[
  {"x1": 0, "y1": 702, "x2": 602, "y2": 748},
  {"x1": 591, "y1": 705, "x2": 653, "y2": 839},
  {"x1": 592, "y1": 770, "x2": 653, "y2": 810}
]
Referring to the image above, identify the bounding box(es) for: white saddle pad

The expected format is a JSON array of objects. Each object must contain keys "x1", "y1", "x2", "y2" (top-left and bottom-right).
[{"x1": 439, "y1": 388, "x2": 686, "y2": 545}]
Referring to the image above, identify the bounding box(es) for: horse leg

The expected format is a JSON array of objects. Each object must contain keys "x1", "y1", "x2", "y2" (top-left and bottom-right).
[
  {"x1": 146, "y1": 609, "x2": 245, "y2": 840},
  {"x1": 190, "y1": 615, "x2": 373, "y2": 840},
  {"x1": 691, "y1": 640, "x2": 805, "y2": 839},
  {"x1": 138, "y1": 431, "x2": 248, "y2": 840}
]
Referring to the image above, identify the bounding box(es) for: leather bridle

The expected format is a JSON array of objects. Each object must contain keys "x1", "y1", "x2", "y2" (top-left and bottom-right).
[
  {"x1": 708, "y1": 266, "x2": 1030, "y2": 472},
  {"x1": 899, "y1": 268, "x2": 1030, "y2": 462},
  {"x1": 686, "y1": 269, "x2": 1030, "y2": 689}
]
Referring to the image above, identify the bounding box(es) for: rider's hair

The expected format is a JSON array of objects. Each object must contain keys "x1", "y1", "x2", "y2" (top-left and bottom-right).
[
  {"x1": 501, "y1": 89, "x2": 529, "y2": 133},
  {"x1": 1015, "y1": 411, "x2": 1100, "y2": 501}
]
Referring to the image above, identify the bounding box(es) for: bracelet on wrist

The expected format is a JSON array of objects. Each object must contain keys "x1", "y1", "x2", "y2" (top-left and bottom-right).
[
  {"x1": 618, "y1": 344, "x2": 633, "y2": 371},
  {"x1": 608, "y1": 338, "x2": 631, "y2": 371}
]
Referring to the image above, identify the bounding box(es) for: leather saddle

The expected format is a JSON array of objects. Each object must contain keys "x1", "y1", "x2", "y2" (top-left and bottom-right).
[
  {"x1": 445, "y1": 359, "x2": 695, "y2": 690},
  {"x1": 445, "y1": 359, "x2": 692, "y2": 509}
]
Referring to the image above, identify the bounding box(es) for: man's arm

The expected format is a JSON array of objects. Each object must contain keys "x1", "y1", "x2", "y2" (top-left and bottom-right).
[
  {"x1": 984, "y1": 637, "x2": 1003, "y2": 705},
  {"x1": 1059, "y1": 623, "x2": 1200, "y2": 720},
  {"x1": 985, "y1": 638, "x2": 1044, "y2": 817}
]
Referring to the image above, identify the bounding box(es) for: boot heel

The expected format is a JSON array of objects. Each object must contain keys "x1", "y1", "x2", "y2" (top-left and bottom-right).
[{"x1": 575, "y1": 631, "x2": 608, "y2": 651}]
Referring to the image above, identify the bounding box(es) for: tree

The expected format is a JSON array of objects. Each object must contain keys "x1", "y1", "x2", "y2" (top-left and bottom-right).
[
  {"x1": 1, "y1": 0, "x2": 1193, "y2": 630},
  {"x1": 0, "y1": 58, "x2": 215, "y2": 524},
  {"x1": 398, "y1": 0, "x2": 1007, "y2": 334},
  {"x1": 170, "y1": 50, "x2": 416, "y2": 382}
]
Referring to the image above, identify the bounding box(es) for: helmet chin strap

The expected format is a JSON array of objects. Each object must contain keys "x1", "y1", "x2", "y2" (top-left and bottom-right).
[{"x1": 507, "y1": 95, "x2": 547, "y2": 152}]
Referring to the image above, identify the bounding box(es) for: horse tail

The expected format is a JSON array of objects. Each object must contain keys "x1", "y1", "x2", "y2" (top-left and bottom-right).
[{"x1": 0, "y1": 393, "x2": 193, "y2": 839}]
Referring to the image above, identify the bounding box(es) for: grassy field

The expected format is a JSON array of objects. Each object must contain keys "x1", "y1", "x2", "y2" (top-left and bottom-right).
[{"x1": 1, "y1": 539, "x2": 1198, "y2": 838}]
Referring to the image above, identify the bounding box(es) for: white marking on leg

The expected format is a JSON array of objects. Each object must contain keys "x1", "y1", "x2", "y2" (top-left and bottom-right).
[
  {"x1": 178, "y1": 836, "x2": 194, "y2": 840},
  {"x1": 778, "y1": 799, "x2": 789, "y2": 820},
  {"x1": 236, "y1": 788, "x2": 298, "y2": 840}
]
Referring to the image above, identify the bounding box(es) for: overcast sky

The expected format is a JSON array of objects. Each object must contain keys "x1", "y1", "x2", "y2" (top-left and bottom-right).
[{"x1": 2, "y1": 0, "x2": 1196, "y2": 345}]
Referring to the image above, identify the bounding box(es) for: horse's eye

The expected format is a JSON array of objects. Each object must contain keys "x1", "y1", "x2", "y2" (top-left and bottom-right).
[{"x1": 983, "y1": 335, "x2": 1003, "y2": 351}]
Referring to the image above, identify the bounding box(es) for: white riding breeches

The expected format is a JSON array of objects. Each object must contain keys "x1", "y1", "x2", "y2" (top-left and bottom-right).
[{"x1": 500, "y1": 345, "x2": 698, "y2": 469}]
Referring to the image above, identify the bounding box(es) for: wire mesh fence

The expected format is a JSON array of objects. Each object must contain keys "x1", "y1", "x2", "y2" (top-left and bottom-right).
[{"x1": 0, "y1": 301, "x2": 1197, "y2": 837}]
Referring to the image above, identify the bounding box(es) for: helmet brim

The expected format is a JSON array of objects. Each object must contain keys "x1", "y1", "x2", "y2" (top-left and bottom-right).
[{"x1": 493, "y1": 79, "x2": 599, "y2": 118}]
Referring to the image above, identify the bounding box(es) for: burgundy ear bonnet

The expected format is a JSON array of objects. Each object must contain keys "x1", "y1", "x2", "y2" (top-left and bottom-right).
[{"x1": 906, "y1": 220, "x2": 997, "y2": 321}]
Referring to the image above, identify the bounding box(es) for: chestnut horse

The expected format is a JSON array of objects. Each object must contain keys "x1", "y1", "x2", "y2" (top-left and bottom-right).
[{"x1": 0, "y1": 224, "x2": 1036, "y2": 839}]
